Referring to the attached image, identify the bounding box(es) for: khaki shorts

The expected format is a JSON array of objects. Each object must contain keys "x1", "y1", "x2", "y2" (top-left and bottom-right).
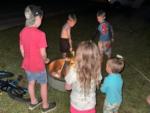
[{"x1": 103, "y1": 100, "x2": 120, "y2": 113}]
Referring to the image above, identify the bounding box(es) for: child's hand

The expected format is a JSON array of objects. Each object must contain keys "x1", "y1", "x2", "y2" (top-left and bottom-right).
[
  {"x1": 65, "y1": 57, "x2": 70, "y2": 61},
  {"x1": 70, "y1": 47, "x2": 73, "y2": 52},
  {"x1": 45, "y1": 58, "x2": 50, "y2": 64},
  {"x1": 65, "y1": 83, "x2": 72, "y2": 90},
  {"x1": 71, "y1": 51, "x2": 75, "y2": 56},
  {"x1": 57, "y1": 69, "x2": 61, "y2": 75},
  {"x1": 51, "y1": 72, "x2": 60, "y2": 78}
]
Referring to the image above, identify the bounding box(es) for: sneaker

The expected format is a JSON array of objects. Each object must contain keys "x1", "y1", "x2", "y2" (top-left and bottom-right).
[
  {"x1": 28, "y1": 100, "x2": 42, "y2": 110},
  {"x1": 41, "y1": 102, "x2": 56, "y2": 113}
]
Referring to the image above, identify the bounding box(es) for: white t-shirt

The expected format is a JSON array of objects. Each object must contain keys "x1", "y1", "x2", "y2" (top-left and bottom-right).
[{"x1": 65, "y1": 67, "x2": 102, "y2": 110}]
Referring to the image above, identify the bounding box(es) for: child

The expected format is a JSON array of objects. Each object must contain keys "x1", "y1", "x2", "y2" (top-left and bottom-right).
[
  {"x1": 97, "y1": 10, "x2": 114, "y2": 58},
  {"x1": 60, "y1": 14, "x2": 77, "y2": 58},
  {"x1": 100, "y1": 55, "x2": 125, "y2": 113},
  {"x1": 65, "y1": 41, "x2": 102, "y2": 113},
  {"x1": 19, "y1": 5, "x2": 56, "y2": 113}
]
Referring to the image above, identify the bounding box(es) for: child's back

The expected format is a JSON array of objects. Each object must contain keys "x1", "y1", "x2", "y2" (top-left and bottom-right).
[
  {"x1": 20, "y1": 27, "x2": 47, "y2": 72},
  {"x1": 20, "y1": 5, "x2": 56, "y2": 112},
  {"x1": 65, "y1": 41, "x2": 102, "y2": 113},
  {"x1": 61, "y1": 23, "x2": 71, "y2": 39},
  {"x1": 100, "y1": 56, "x2": 125, "y2": 113},
  {"x1": 101, "y1": 73, "x2": 123, "y2": 104},
  {"x1": 65, "y1": 67, "x2": 97, "y2": 110}
]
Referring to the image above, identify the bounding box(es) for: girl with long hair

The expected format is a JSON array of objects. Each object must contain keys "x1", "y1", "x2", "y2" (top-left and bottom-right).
[{"x1": 65, "y1": 40, "x2": 102, "y2": 113}]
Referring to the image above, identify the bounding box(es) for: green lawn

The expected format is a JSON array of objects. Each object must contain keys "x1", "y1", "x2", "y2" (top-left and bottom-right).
[{"x1": 0, "y1": 11, "x2": 150, "y2": 113}]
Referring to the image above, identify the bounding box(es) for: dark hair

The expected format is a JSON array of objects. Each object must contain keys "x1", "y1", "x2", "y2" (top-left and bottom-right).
[
  {"x1": 28, "y1": 5, "x2": 43, "y2": 17},
  {"x1": 97, "y1": 10, "x2": 106, "y2": 17},
  {"x1": 107, "y1": 56, "x2": 125, "y2": 73},
  {"x1": 68, "y1": 14, "x2": 77, "y2": 21},
  {"x1": 24, "y1": 5, "x2": 43, "y2": 26}
]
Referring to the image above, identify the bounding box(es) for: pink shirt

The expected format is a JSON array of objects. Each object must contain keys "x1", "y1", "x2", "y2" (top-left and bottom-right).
[{"x1": 19, "y1": 27, "x2": 47, "y2": 72}]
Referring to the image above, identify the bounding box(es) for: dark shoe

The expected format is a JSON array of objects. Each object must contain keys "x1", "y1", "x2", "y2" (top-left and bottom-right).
[
  {"x1": 28, "y1": 100, "x2": 42, "y2": 110},
  {"x1": 41, "y1": 102, "x2": 56, "y2": 113}
]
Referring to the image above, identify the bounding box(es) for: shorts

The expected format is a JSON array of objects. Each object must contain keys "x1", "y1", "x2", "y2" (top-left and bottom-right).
[
  {"x1": 98, "y1": 41, "x2": 111, "y2": 57},
  {"x1": 60, "y1": 38, "x2": 70, "y2": 53},
  {"x1": 25, "y1": 70, "x2": 47, "y2": 84},
  {"x1": 103, "y1": 100, "x2": 120, "y2": 113},
  {"x1": 70, "y1": 105, "x2": 96, "y2": 113}
]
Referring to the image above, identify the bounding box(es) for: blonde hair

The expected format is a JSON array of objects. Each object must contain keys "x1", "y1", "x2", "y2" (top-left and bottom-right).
[
  {"x1": 107, "y1": 57, "x2": 125, "y2": 73},
  {"x1": 75, "y1": 41, "x2": 101, "y2": 96}
]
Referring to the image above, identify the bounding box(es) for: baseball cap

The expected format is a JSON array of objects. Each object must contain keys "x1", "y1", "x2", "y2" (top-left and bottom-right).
[{"x1": 24, "y1": 5, "x2": 43, "y2": 26}]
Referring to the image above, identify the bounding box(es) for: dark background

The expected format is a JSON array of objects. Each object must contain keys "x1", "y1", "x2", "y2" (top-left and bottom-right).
[{"x1": 0, "y1": 0, "x2": 150, "y2": 30}]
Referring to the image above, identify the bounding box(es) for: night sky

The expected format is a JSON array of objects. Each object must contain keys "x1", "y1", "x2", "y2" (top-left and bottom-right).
[
  {"x1": 0, "y1": 0, "x2": 149, "y2": 28},
  {"x1": 0, "y1": 0, "x2": 149, "y2": 14},
  {"x1": 0, "y1": 0, "x2": 93, "y2": 15}
]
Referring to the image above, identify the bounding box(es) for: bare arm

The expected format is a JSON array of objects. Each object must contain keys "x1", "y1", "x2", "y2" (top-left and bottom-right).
[
  {"x1": 65, "y1": 83, "x2": 72, "y2": 90},
  {"x1": 20, "y1": 45, "x2": 24, "y2": 58},
  {"x1": 110, "y1": 24, "x2": 114, "y2": 42},
  {"x1": 69, "y1": 38, "x2": 72, "y2": 51},
  {"x1": 68, "y1": 29, "x2": 72, "y2": 51},
  {"x1": 40, "y1": 48, "x2": 50, "y2": 64}
]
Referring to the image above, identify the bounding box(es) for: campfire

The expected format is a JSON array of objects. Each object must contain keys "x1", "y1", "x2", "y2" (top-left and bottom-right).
[{"x1": 48, "y1": 52, "x2": 75, "y2": 80}]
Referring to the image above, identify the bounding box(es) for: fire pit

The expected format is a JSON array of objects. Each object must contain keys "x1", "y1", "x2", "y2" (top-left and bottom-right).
[{"x1": 48, "y1": 58, "x2": 71, "y2": 92}]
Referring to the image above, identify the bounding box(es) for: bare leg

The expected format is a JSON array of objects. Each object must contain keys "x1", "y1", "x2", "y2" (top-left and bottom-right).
[
  {"x1": 28, "y1": 80, "x2": 37, "y2": 104},
  {"x1": 41, "y1": 83, "x2": 49, "y2": 108},
  {"x1": 98, "y1": 41, "x2": 104, "y2": 61},
  {"x1": 106, "y1": 48, "x2": 112, "y2": 59}
]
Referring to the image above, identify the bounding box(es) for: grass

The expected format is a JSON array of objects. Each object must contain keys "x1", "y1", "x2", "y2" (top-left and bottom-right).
[{"x1": 0, "y1": 10, "x2": 150, "y2": 113}]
